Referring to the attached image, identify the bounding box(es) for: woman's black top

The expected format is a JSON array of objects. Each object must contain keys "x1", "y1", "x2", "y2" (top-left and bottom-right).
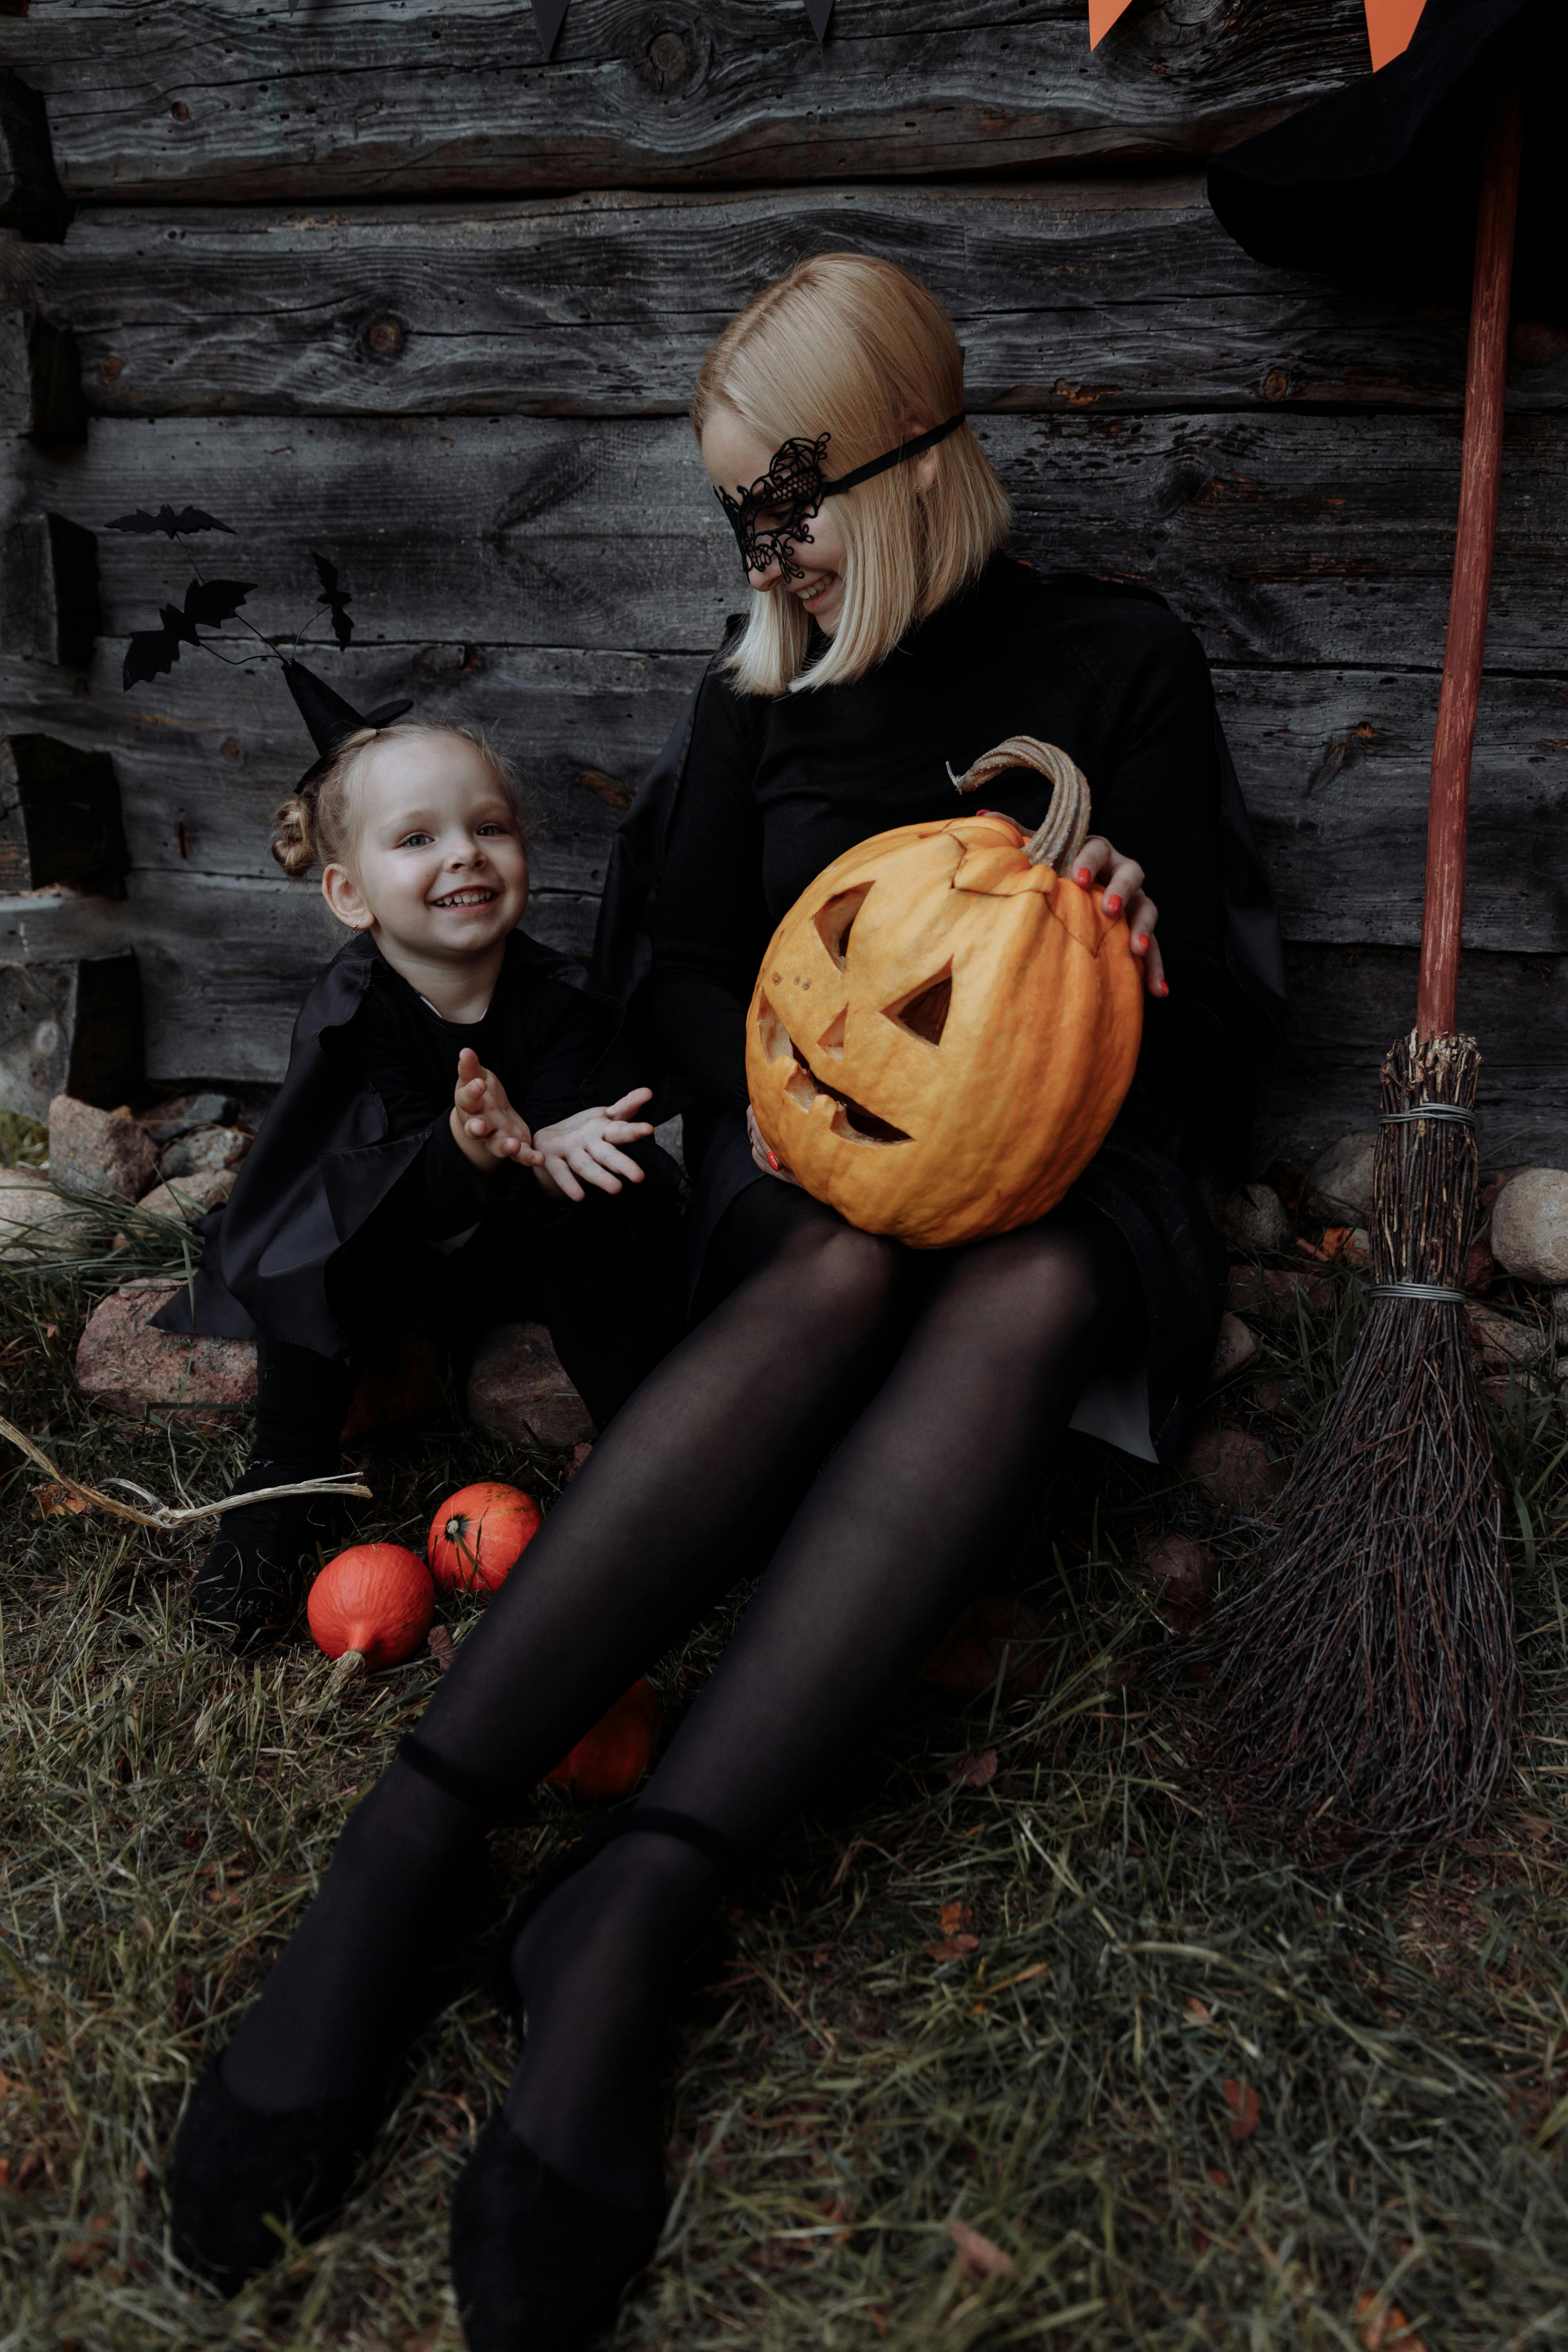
[{"x1": 631, "y1": 554, "x2": 1280, "y2": 1463}]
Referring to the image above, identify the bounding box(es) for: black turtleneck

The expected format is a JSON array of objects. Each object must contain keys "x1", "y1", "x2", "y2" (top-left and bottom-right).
[{"x1": 646, "y1": 556, "x2": 1231, "y2": 1174}]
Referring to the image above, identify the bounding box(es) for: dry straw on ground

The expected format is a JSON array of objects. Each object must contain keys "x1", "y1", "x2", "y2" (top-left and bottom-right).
[{"x1": 2, "y1": 1133, "x2": 1567, "y2": 2348}]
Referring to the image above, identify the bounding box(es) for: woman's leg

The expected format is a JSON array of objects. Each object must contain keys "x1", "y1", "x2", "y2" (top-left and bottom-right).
[
  {"x1": 215, "y1": 1193, "x2": 913, "y2": 2118},
  {"x1": 494, "y1": 1206, "x2": 1141, "y2": 2207}
]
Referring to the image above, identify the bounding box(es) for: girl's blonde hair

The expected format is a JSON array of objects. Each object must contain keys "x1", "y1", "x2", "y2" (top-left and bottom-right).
[
  {"x1": 691, "y1": 253, "x2": 1010, "y2": 697},
  {"x1": 270, "y1": 720, "x2": 532, "y2": 880}
]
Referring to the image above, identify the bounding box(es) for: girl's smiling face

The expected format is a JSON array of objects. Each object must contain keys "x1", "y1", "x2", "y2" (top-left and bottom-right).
[
  {"x1": 319, "y1": 731, "x2": 529, "y2": 966},
  {"x1": 701, "y1": 402, "x2": 850, "y2": 634}
]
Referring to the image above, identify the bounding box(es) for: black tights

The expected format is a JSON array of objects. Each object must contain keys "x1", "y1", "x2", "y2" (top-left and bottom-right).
[{"x1": 222, "y1": 1184, "x2": 1140, "y2": 2204}]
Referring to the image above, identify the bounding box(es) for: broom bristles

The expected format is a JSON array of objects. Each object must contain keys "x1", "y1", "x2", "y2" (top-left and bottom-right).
[{"x1": 1198, "y1": 1032, "x2": 1515, "y2": 1874}]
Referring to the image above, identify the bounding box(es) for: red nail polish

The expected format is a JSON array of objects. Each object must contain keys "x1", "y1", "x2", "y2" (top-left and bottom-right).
[
  {"x1": 766, "y1": 1150, "x2": 779, "y2": 1171},
  {"x1": 1157, "y1": 980, "x2": 1169, "y2": 997},
  {"x1": 1105, "y1": 894, "x2": 1122, "y2": 916},
  {"x1": 1136, "y1": 933, "x2": 1149, "y2": 950},
  {"x1": 1075, "y1": 867, "x2": 1092, "y2": 885}
]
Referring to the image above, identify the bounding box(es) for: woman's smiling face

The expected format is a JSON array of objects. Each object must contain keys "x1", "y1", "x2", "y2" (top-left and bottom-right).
[
  {"x1": 319, "y1": 730, "x2": 529, "y2": 963},
  {"x1": 701, "y1": 403, "x2": 850, "y2": 635}
]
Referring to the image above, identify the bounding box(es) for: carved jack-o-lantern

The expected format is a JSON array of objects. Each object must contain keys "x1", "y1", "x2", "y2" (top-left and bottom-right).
[{"x1": 745, "y1": 738, "x2": 1143, "y2": 1249}]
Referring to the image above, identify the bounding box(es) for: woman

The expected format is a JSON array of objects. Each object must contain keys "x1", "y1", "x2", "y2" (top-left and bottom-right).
[{"x1": 170, "y1": 256, "x2": 1281, "y2": 2348}]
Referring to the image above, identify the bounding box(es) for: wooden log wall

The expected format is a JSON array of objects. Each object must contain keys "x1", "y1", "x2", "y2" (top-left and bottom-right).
[{"x1": 1, "y1": 0, "x2": 1565, "y2": 1165}]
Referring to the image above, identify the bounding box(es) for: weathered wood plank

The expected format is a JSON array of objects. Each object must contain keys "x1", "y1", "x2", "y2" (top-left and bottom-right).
[
  {"x1": 11, "y1": 410, "x2": 1568, "y2": 673},
  {"x1": 1259, "y1": 946, "x2": 1568, "y2": 1172},
  {"x1": 26, "y1": 184, "x2": 1568, "y2": 422},
  {"x1": 1, "y1": 0, "x2": 1372, "y2": 203},
  {"x1": 1, "y1": 643, "x2": 1565, "y2": 956}
]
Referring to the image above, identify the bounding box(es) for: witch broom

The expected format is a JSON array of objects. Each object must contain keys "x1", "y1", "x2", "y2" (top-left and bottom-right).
[{"x1": 1197, "y1": 31, "x2": 1545, "y2": 1868}]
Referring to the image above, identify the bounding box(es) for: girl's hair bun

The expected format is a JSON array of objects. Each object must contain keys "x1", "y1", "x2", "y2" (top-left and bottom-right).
[{"x1": 271, "y1": 791, "x2": 319, "y2": 879}]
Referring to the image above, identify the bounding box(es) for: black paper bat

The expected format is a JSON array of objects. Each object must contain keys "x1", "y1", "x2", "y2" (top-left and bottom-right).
[
  {"x1": 312, "y1": 551, "x2": 353, "y2": 650},
  {"x1": 120, "y1": 575, "x2": 254, "y2": 687},
  {"x1": 107, "y1": 504, "x2": 236, "y2": 538}
]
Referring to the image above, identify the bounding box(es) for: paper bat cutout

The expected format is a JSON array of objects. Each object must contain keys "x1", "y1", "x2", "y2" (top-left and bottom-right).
[
  {"x1": 121, "y1": 575, "x2": 253, "y2": 687},
  {"x1": 106, "y1": 505, "x2": 237, "y2": 539},
  {"x1": 312, "y1": 551, "x2": 354, "y2": 651},
  {"x1": 1089, "y1": 0, "x2": 1425, "y2": 61}
]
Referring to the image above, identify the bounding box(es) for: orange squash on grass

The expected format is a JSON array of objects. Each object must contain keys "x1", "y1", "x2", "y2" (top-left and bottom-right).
[
  {"x1": 308, "y1": 1542, "x2": 435, "y2": 1677},
  {"x1": 428, "y1": 1480, "x2": 542, "y2": 1597},
  {"x1": 746, "y1": 739, "x2": 1142, "y2": 1249},
  {"x1": 547, "y1": 1677, "x2": 663, "y2": 1803}
]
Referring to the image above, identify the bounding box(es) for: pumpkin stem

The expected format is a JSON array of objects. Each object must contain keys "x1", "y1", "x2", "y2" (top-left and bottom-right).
[
  {"x1": 947, "y1": 737, "x2": 1092, "y2": 875},
  {"x1": 329, "y1": 1648, "x2": 368, "y2": 1692}
]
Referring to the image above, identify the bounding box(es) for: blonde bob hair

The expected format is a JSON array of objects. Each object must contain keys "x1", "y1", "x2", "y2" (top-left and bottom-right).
[
  {"x1": 270, "y1": 720, "x2": 531, "y2": 881},
  {"x1": 691, "y1": 253, "x2": 1010, "y2": 697}
]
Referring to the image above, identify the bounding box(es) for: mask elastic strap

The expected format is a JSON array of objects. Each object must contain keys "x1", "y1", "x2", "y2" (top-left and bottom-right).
[{"x1": 822, "y1": 411, "x2": 968, "y2": 497}]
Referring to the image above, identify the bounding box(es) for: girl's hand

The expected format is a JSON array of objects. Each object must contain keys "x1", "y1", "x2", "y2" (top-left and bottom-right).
[
  {"x1": 747, "y1": 1103, "x2": 802, "y2": 1187},
  {"x1": 533, "y1": 1088, "x2": 654, "y2": 1202},
  {"x1": 450, "y1": 1046, "x2": 542, "y2": 1174},
  {"x1": 1071, "y1": 837, "x2": 1167, "y2": 999}
]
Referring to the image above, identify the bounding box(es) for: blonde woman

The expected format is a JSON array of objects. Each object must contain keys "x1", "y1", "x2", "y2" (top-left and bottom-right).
[{"x1": 172, "y1": 256, "x2": 1281, "y2": 2347}]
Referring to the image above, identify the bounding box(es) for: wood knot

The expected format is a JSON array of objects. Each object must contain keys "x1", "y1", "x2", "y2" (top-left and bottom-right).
[
  {"x1": 364, "y1": 316, "x2": 406, "y2": 361},
  {"x1": 1262, "y1": 369, "x2": 1290, "y2": 402},
  {"x1": 634, "y1": 17, "x2": 698, "y2": 94},
  {"x1": 170, "y1": 101, "x2": 189, "y2": 122}
]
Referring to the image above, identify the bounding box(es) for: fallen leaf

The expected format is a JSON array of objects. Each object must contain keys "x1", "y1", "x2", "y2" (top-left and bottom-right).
[
  {"x1": 1223, "y1": 2077, "x2": 1259, "y2": 2143},
  {"x1": 924, "y1": 1934, "x2": 980, "y2": 1963},
  {"x1": 427, "y1": 1625, "x2": 457, "y2": 1673},
  {"x1": 1207, "y1": 2166, "x2": 1230, "y2": 2189},
  {"x1": 1186, "y1": 1995, "x2": 1211, "y2": 2021},
  {"x1": 35, "y1": 1483, "x2": 89, "y2": 1518},
  {"x1": 938, "y1": 1902, "x2": 972, "y2": 1935},
  {"x1": 947, "y1": 1749, "x2": 997, "y2": 1787},
  {"x1": 948, "y1": 2219, "x2": 1015, "y2": 2281},
  {"x1": 1355, "y1": 2292, "x2": 1428, "y2": 2351}
]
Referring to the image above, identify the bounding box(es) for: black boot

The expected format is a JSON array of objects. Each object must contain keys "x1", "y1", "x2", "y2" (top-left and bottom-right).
[
  {"x1": 450, "y1": 1808, "x2": 733, "y2": 2352},
  {"x1": 192, "y1": 1458, "x2": 337, "y2": 1649}
]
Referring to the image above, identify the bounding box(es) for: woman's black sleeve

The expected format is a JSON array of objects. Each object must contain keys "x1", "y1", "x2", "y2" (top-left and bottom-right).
[{"x1": 644, "y1": 671, "x2": 771, "y2": 1114}]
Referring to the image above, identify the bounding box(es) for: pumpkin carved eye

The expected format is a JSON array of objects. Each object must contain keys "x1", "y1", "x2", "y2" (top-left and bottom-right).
[
  {"x1": 885, "y1": 967, "x2": 952, "y2": 1048},
  {"x1": 814, "y1": 885, "x2": 873, "y2": 969}
]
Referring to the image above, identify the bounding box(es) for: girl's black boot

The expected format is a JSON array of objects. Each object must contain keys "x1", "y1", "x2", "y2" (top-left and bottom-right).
[{"x1": 192, "y1": 1458, "x2": 337, "y2": 1649}]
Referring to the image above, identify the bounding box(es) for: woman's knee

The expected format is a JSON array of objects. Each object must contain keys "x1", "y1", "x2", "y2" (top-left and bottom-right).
[
  {"x1": 935, "y1": 1215, "x2": 1135, "y2": 1352},
  {"x1": 781, "y1": 1216, "x2": 906, "y2": 1335}
]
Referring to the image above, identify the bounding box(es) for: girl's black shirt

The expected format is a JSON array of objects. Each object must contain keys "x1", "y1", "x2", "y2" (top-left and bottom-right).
[
  {"x1": 341, "y1": 938, "x2": 610, "y2": 1236},
  {"x1": 645, "y1": 555, "x2": 1233, "y2": 1177}
]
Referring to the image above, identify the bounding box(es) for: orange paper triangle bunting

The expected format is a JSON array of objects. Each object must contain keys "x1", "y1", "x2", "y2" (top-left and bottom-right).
[
  {"x1": 1364, "y1": 0, "x2": 1426, "y2": 70},
  {"x1": 1088, "y1": 0, "x2": 1138, "y2": 46}
]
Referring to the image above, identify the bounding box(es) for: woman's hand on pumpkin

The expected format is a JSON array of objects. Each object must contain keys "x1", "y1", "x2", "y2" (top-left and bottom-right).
[
  {"x1": 747, "y1": 1103, "x2": 802, "y2": 1186},
  {"x1": 451, "y1": 1047, "x2": 543, "y2": 1173},
  {"x1": 532, "y1": 1089, "x2": 655, "y2": 1202},
  {"x1": 1071, "y1": 836, "x2": 1166, "y2": 999}
]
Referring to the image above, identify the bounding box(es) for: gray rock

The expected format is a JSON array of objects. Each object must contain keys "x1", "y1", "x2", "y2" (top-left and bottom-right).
[
  {"x1": 1490, "y1": 1168, "x2": 1568, "y2": 1286},
  {"x1": 76, "y1": 1280, "x2": 258, "y2": 1417},
  {"x1": 468, "y1": 1321, "x2": 595, "y2": 1449},
  {"x1": 1209, "y1": 1310, "x2": 1258, "y2": 1384},
  {"x1": 159, "y1": 1125, "x2": 251, "y2": 1180},
  {"x1": 1180, "y1": 1425, "x2": 1287, "y2": 1516},
  {"x1": 1302, "y1": 1131, "x2": 1378, "y2": 1226},
  {"x1": 137, "y1": 1165, "x2": 240, "y2": 1224},
  {"x1": 144, "y1": 1092, "x2": 238, "y2": 1145},
  {"x1": 1211, "y1": 1182, "x2": 1287, "y2": 1255},
  {"x1": 1466, "y1": 1301, "x2": 1546, "y2": 1373},
  {"x1": 1553, "y1": 1287, "x2": 1568, "y2": 1342},
  {"x1": 47, "y1": 1093, "x2": 160, "y2": 1201},
  {"x1": 0, "y1": 1166, "x2": 94, "y2": 1260}
]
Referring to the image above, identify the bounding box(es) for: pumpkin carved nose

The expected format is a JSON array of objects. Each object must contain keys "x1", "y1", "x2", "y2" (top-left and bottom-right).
[{"x1": 885, "y1": 968, "x2": 952, "y2": 1047}]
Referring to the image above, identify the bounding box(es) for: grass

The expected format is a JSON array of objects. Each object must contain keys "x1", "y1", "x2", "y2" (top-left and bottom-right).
[{"x1": 3, "y1": 1134, "x2": 1568, "y2": 2349}]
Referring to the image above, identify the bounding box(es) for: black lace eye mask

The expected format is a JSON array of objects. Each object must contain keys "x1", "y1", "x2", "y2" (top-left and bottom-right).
[{"x1": 713, "y1": 413, "x2": 967, "y2": 584}]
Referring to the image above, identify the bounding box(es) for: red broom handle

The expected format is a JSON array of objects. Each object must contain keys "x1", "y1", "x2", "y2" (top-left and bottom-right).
[{"x1": 1416, "y1": 86, "x2": 1523, "y2": 1040}]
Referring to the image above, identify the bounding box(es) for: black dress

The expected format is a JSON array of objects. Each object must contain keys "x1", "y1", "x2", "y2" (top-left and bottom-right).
[{"x1": 600, "y1": 556, "x2": 1284, "y2": 1464}]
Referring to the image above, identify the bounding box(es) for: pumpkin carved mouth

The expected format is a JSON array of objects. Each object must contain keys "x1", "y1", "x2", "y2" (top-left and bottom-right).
[{"x1": 756, "y1": 993, "x2": 912, "y2": 1146}]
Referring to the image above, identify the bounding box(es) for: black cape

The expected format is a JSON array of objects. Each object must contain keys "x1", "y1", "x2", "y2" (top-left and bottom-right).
[
  {"x1": 1207, "y1": 0, "x2": 1565, "y2": 319},
  {"x1": 157, "y1": 928, "x2": 625, "y2": 1357}
]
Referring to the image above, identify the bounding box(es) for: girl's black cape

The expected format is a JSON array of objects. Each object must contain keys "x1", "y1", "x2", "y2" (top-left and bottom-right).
[{"x1": 155, "y1": 928, "x2": 623, "y2": 1357}]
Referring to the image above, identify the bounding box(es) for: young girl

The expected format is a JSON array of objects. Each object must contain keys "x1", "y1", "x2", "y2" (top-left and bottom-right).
[
  {"x1": 171, "y1": 258, "x2": 1281, "y2": 2343},
  {"x1": 171, "y1": 718, "x2": 680, "y2": 1645}
]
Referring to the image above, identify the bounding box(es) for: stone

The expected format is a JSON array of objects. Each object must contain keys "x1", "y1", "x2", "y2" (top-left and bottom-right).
[
  {"x1": 158, "y1": 1124, "x2": 251, "y2": 1180},
  {"x1": 918, "y1": 1596, "x2": 1057, "y2": 1696},
  {"x1": 1490, "y1": 1168, "x2": 1568, "y2": 1286},
  {"x1": 136, "y1": 1165, "x2": 239, "y2": 1223},
  {"x1": 1554, "y1": 1287, "x2": 1568, "y2": 1343},
  {"x1": 76, "y1": 1280, "x2": 258, "y2": 1417},
  {"x1": 1209, "y1": 1310, "x2": 1258, "y2": 1384},
  {"x1": 1142, "y1": 1532, "x2": 1213, "y2": 1635},
  {"x1": 144, "y1": 1093, "x2": 238, "y2": 1145},
  {"x1": 1226, "y1": 1265, "x2": 1332, "y2": 1325},
  {"x1": 1211, "y1": 1182, "x2": 1287, "y2": 1255},
  {"x1": 467, "y1": 1320, "x2": 595, "y2": 1449},
  {"x1": 1302, "y1": 1132, "x2": 1378, "y2": 1226},
  {"x1": 1465, "y1": 1301, "x2": 1546, "y2": 1374},
  {"x1": 1181, "y1": 1425, "x2": 1287, "y2": 1517},
  {"x1": 0, "y1": 1165, "x2": 93, "y2": 1260},
  {"x1": 48, "y1": 1093, "x2": 159, "y2": 1201}
]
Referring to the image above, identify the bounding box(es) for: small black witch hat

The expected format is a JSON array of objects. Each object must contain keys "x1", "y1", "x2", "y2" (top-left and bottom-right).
[
  {"x1": 282, "y1": 659, "x2": 411, "y2": 765},
  {"x1": 1206, "y1": 0, "x2": 1564, "y2": 317}
]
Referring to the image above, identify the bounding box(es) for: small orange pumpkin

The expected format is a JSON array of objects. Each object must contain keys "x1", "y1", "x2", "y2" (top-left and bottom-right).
[
  {"x1": 746, "y1": 738, "x2": 1143, "y2": 1249},
  {"x1": 308, "y1": 1542, "x2": 435, "y2": 1678},
  {"x1": 428, "y1": 1479, "x2": 542, "y2": 1597},
  {"x1": 547, "y1": 1677, "x2": 662, "y2": 1803}
]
